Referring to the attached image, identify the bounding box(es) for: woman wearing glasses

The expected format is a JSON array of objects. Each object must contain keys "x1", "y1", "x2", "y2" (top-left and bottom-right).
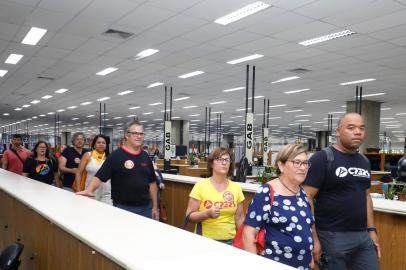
[
  {"x1": 23, "y1": 141, "x2": 61, "y2": 186},
  {"x1": 185, "y1": 147, "x2": 245, "y2": 244},
  {"x1": 243, "y1": 144, "x2": 316, "y2": 270}
]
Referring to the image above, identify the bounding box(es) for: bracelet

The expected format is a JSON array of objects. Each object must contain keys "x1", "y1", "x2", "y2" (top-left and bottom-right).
[{"x1": 367, "y1": 227, "x2": 378, "y2": 234}]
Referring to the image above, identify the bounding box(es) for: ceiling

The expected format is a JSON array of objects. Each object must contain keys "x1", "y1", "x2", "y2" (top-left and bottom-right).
[{"x1": 1, "y1": 0, "x2": 406, "y2": 145}]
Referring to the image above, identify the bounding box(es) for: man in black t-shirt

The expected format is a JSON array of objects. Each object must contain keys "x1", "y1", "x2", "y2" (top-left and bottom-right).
[
  {"x1": 304, "y1": 113, "x2": 380, "y2": 270},
  {"x1": 59, "y1": 132, "x2": 89, "y2": 191},
  {"x1": 77, "y1": 121, "x2": 158, "y2": 220}
]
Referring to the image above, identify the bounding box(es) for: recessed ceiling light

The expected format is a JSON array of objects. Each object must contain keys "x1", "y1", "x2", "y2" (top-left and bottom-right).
[
  {"x1": 127, "y1": 114, "x2": 137, "y2": 117},
  {"x1": 5, "y1": 54, "x2": 23, "y2": 64},
  {"x1": 22, "y1": 104, "x2": 31, "y2": 108},
  {"x1": 174, "y1": 96, "x2": 190, "y2": 101},
  {"x1": 14, "y1": 108, "x2": 22, "y2": 111},
  {"x1": 67, "y1": 106, "x2": 77, "y2": 109},
  {"x1": 299, "y1": 30, "x2": 355, "y2": 46},
  {"x1": 178, "y1": 71, "x2": 204, "y2": 79},
  {"x1": 295, "y1": 119, "x2": 310, "y2": 122},
  {"x1": 269, "y1": 116, "x2": 281, "y2": 119},
  {"x1": 269, "y1": 104, "x2": 287, "y2": 108},
  {"x1": 284, "y1": 88, "x2": 310, "y2": 94},
  {"x1": 329, "y1": 111, "x2": 345, "y2": 114},
  {"x1": 135, "y1": 49, "x2": 159, "y2": 60},
  {"x1": 56, "y1": 109, "x2": 65, "y2": 112},
  {"x1": 230, "y1": 115, "x2": 243, "y2": 118},
  {"x1": 72, "y1": 117, "x2": 79, "y2": 120},
  {"x1": 30, "y1": 100, "x2": 40, "y2": 104},
  {"x1": 354, "y1": 93, "x2": 385, "y2": 97},
  {"x1": 306, "y1": 99, "x2": 330, "y2": 103},
  {"x1": 285, "y1": 109, "x2": 303, "y2": 113},
  {"x1": 47, "y1": 112, "x2": 55, "y2": 115},
  {"x1": 80, "y1": 101, "x2": 92, "y2": 106},
  {"x1": 149, "y1": 102, "x2": 162, "y2": 106},
  {"x1": 381, "y1": 121, "x2": 398, "y2": 124},
  {"x1": 323, "y1": 117, "x2": 338, "y2": 120},
  {"x1": 211, "y1": 111, "x2": 223, "y2": 114},
  {"x1": 236, "y1": 108, "x2": 251, "y2": 111},
  {"x1": 227, "y1": 54, "x2": 264, "y2": 65},
  {"x1": 42, "y1": 95, "x2": 52, "y2": 99},
  {"x1": 222, "y1": 87, "x2": 244, "y2": 92},
  {"x1": 87, "y1": 115, "x2": 95, "y2": 118},
  {"x1": 214, "y1": 1, "x2": 271, "y2": 25},
  {"x1": 184, "y1": 105, "x2": 198, "y2": 109},
  {"x1": 117, "y1": 90, "x2": 133, "y2": 95},
  {"x1": 381, "y1": 107, "x2": 391, "y2": 110},
  {"x1": 96, "y1": 67, "x2": 118, "y2": 76},
  {"x1": 114, "y1": 116, "x2": 122, "y2": 119},
  {"x1": 143, "y1": 112, "x2": 153, "y2": 115},
  {"x1": 340, "y1": 78, "x2": 376, "y2": 86},
  {"x1": 55, "y1": 88, "x2": 68, "y2": 94},
  {"x1": 381, "y1": 117, "x2": 395, "y2": 120},
  {"x1": 210, "y1": 100, "x2": 227, "y2": 105},
  {"x1": 21, "y1": 27, "x2": 47, "y2": 45},
  {"x1": 3, "y1": 113, "x2": 10, "y2": 116},
  {"x1": 129, "y1": 106, "x2": 140, "y2": 110},
  {"x1": 147, "y1": 82, "x2": 163, "y2": 88},
  {"x1": 0, "y1": 70, "x2": 8, "y2": 77},
  {"x1": 32, "y1": 116, "x2": 37, "y2": 119},
  {"x1": 97, "y1": 97, "x2": 110, "y2": 101},
  {"x1": 271, "y1": 76, "x2": 300, "y2": 84},
  {"x1": 188, "y1": 114, "x2": 200, "y2": 117}
]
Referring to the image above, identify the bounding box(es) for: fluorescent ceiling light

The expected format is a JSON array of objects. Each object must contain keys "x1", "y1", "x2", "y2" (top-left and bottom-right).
[
  {"x1": 184, "y1": 105, "x2": 197, "y2": 109},
  {"x1": 381, "y1": 117, "x2": 394, "y2": 120},
  {"x1": 39, "y1": 115, "x2": 46, "y2": 117},
  {"x1": 329, "y1": 111, "x2": 345, "y2": 114},
  {"x1": 96, "y1": 67, "x2": 118, "y2": 76},
  {"x1": 117, "y1": 90, "x2": 133, "y2": 95},
  {"x1": 42, "y1": 95, "x2": 52, "y2": 99},
  {"x1": 178, "y1": 71, "x2": 204, "y2": 79},
  {"x1": 0, "y1": 70, "x2": 8, "y2": 77},
  {"x1": 211, "y1": 111, "x2": 223, "y2": 114},
  {"x1": 127, "y1": 114, "x2": 137, "y2": 117},
  {"x1": 269, "y1": 104, "x2": 286, "y2": 108},
  {"x1": 210, "y1": 100, "x2": 227, "y2": 105},
  {"x1": 188, "y1": 114, "x2": 200, "y2": 117},
  {"x1": 295, "y1": 119, "x2": 310, "y2": 122},
  {"x1": 3, "y1": 113, "x2": 10, "y2": 116},
  {"x1": 354, "y1": 93, "x2": 385, "y2": 97},
  {"x1": 236, "y1": 108, "x2": 251, "y2": 111},
  {"x1": 222, "y1": 87, "x2": 244, "y2": 92},
  {"x1": 147, "y1": 82, "x2": 163, "y2": 88},
  {"x1": 299, "y1": 30, "x2": 355, "y2": 46},
  {"x1": 396, "y1": 112, "x2": 406, "y2": 115},
  {"x1": 323, "y1": 117, "x2": 338, "y2": 120},
  {"x1": 227, "y1": 54, "x2": 264, "y2": 65},
  {"x1": 295, "y1": 114, "x2": 312, "y2": 117},
  {"x1": 381, "y1": 121, "x2": 398, "y2": 124},
  {"x1": 22, "y1": 104, "x2": 31, "y2": 108},
  {"x1": 214, "y1": 1, "x2": 271, "y2": 26},
  {"x1": 248, "y1": 95, "x2": 264, "y2": 99},
  {"x1": 269, "y1": 116, "x2": 281, "y2": 119},
  {"x1": 87, "y1": 115, "x2": 95, "y2": 118},
  {"x1": 306, "y1": 99, "x2": 330, "y2": 103},
  {"x1": 5, "y1": 54, "x2": 23, "y2": 64},
  {"x1": 47, "y1": 112, "x2": 55, "y2": 115},
  {"x1": 339, "y1": 78, "x2": 376, "y2": 86},
  {"x1": 129, "y1": 106, "x2": 140, "y2": 110},
  {"x1": 149, "y1": 102, "x2": 162, "y2": 106},
  {"x1": 135, "y1": 49, "x2": 159, "y2": 60},
  {"x1": 285, "y1": 109, "x2": 303, "y2": 113},
  {"x1": 174, "y1": 97, "x2": 190, "y2": 101},
  {"x1": 284, "y1": 88, "x2": 310, "y2": 94},
  {"x1": 313, "y1": 121, "x2": 325, "y2": 124},
  {"x1": 68, "y1": 106, "x2": 77, "y2": 109},
  {"x1": 143, "y1": 112, "x2": 153, "y2": 115},
  {"x1": 114, "y1": 116, "x2": 122, "y2": 119},
  {"x1": 230, "y1": 116, "x2": 243, "y2": 118},
  {"x1": 172, "y1": 116, "x2": 181, "y2": 119},
  {"x1": 21, "y1": 27, "x2": 47, "y2": 45},
  {"x1": 391, "y1": 131, "x2": 404, "y2": 133},
  {"x1": 80, "y1": 101, "x2": 92, "y2": 106},
  {"x1": 56, "y1": 109, "x2": 65, "y2": 112},
  {"x1": 381, "y1": 107, "x2": 391, "y2": 110},
  {"x1": 14, "y1": 108, "x2": 22, "y2": 111},
  {"x1": 55, "y1": 88, "x2": 68, "y2": 94},
  {"x1": 271, "y1": 76, "x2": 300, "y2": 84},
  {"x1": 97, "y1": 97, "x2": 110, "y2": 101}
]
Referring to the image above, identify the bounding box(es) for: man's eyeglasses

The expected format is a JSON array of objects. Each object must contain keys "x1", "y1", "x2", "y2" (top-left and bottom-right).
[
  {"x1": 214, "y1": 157, "x2": 231, "y2": 164},
  {"x1": 288, "y1": 160, "x2": 311, "y2": 168},
  {"x1": 127, "y1": 131, "x2": 145, "y2": 137}
]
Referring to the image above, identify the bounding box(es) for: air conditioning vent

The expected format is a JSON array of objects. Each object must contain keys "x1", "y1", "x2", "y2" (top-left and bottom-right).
[
  {"x1": 36, "y1": 76, "x2": 55, "y2": 80},
  {"x1": 289, "y1": 68, "x2": 311, "y2": 74},
  {"x1": 102, "y1": 29, "x2": 134, "y2": 39}
]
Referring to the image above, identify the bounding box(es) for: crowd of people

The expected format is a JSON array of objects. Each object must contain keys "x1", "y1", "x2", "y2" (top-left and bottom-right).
[{"x1": 1, "y1": 113, "x2": 380, "y2": 270}]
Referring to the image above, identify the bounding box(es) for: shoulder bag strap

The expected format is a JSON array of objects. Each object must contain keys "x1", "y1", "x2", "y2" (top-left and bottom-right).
[{"x1": 10, "y1": 148, "x2": 25, "y2": 165}]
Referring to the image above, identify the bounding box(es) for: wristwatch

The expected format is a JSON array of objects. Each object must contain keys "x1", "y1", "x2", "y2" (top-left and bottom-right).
[{"x1": 367, "y1": 227, "x2": 378, "y2": 234}]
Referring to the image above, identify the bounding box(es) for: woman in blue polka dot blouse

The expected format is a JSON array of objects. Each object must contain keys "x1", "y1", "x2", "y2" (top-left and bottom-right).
[{"x1": 243, "y1": 144, "x2": 317, "y2": 270}]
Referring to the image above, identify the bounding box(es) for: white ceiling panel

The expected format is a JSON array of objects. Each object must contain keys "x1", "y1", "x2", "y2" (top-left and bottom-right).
[
  {"x1": 150, "y1": 14, "x2": 208, "y2": 37},
  {"x1": 36, "y1": 47, "x2": 71, "y2": 59},
  {"x1": 76, "y1": 38, "x2": 120, "y2": 55},
  {"x1": 25, "y1": 8, "x2": 75, "y2": 31},
  {"x1": 351, "y1": 9, "x2": 406, "y2": 34},
  {"x1": 38, "y1": 0, "x2": 92, "y2": 14},
  {"x1": 79, "y1": 0, "x2": 142, "y2": 23},
  {"x1": 46, "y1": 32, "x2": 88, "y2": 50},
  {"x1": 0, "y1": 1, "x2": 34, "y2": 25},
  {"x1": 61, "y1": 18, "x2": 111, "y2": 38}
]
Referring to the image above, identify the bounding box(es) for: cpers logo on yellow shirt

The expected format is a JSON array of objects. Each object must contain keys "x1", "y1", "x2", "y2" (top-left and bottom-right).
[{"x1": 203, "y1": 191, "x2": 236, "y2": 209}]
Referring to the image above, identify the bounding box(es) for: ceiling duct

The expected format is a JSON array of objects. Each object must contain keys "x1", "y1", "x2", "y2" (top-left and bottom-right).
[
  {"x1": 288, "y1": 68, "x2": 311, "y2": 74},
  {"x1": 102, "y1": 29, "x2": 134, "y2": 39}
]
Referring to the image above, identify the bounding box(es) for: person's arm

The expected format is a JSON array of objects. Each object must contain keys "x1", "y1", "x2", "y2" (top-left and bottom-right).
[
  {"x1": 22, "y1": 172, "x2": 29, "y2": 177},
  {"x1": 54, "y1": 171, "x2": 62, "y2": 187},
  {"x1": 149, "y1": 182, "x2": 159, "y2": 220},
  {"x1": 242, "y1": 225, "x2": 258, "y2": 254},
  {"x1": 366, "y1": 188, "x2": 381, "y2": 261},
  {"x1": 1, "y1": 152, "x2": 8, "y2": 169},
  {"x1": 76, "y1": 176, "x2": 102, "y2": 197},
  {"x1": 185, "y1": 197, "x2": 220, "y2": 222},
  {"x1": 303, "y1": 185, "x2": 322, "y2": 265},
  {"x1": 58, "y1": 156, "x2": 76, "y2": 174},
  {"x1": 74, "y1": 153, "x2": 90, "y2": 191},
  {"x1": 234, "y1": 202, "x2": 244, "y2": 229}
]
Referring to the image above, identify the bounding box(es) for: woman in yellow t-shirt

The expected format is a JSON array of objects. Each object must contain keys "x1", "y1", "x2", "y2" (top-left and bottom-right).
[{"x1": 186, "y1": 147, "x2": 245, "y2": 244}]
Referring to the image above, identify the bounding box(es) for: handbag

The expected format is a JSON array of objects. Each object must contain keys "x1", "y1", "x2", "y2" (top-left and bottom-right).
[
  {"x1": 159, "y1": 200, "x2": 168, "y2": 222},
  {"x1": 233, "y1": 184, "x2": 274, "y2": 254},
  {"x1": 182, "y1": 211, "x2": 202, "y2": 235}
]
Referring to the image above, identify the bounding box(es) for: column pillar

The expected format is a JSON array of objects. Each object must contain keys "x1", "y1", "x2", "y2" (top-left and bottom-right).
[
  {"x1": 315, "y1": 131, "x2": 329, "y2": 150},
  {"x1": 101, "y1": 127, "x2": 113, "y2": 153},
  {"x1": 346, "y1": 100, "x2": 381, "y2": 153},
  {"x1": 171, "y1": 120, "x2": 189, "y2": 155},
  {"x1": 60, "y1": 132, "x2": 71, "y2": 145}
]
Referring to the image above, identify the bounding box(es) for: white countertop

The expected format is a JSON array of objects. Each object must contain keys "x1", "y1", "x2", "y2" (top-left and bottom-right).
[
  {"x1": 162, "y1": 174, "x2": 406, "y2": 216},
  {"x1": 0, "y1": 169, "x2": 294, "y2": 270}
]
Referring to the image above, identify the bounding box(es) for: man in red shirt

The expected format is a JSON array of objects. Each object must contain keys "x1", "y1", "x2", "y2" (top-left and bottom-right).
[{"x1": 2, "y1": 134, "x2": 31, "y2": 175}]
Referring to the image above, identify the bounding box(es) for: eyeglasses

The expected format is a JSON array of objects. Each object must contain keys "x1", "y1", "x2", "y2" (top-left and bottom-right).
[
  {"x1": 288, "y1": 160, "x2": 311, "y2": 168},
  {"x1": 127, "y1": 131, "x2": 145, "y2": 137},
  {"x1": 214, "y1": 157, "x2": 231, "y2": 164},
  {"x1": 37, "y1": 146, "x2": 47, "y2": 149}
]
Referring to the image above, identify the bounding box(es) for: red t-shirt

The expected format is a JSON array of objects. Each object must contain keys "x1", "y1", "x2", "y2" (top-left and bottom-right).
[{"x1": 2, "y1": 148, "x2": 31, "y2": 175}]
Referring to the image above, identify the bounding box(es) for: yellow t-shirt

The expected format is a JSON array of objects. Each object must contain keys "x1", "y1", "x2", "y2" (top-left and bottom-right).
[{"x1": 189, "y1": 178, "x2": 245, "y2": 240}]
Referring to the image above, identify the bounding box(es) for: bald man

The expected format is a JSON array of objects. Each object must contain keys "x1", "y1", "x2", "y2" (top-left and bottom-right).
[{"x1": 304, "y1": 113, "x2": 380, "y2": 270}]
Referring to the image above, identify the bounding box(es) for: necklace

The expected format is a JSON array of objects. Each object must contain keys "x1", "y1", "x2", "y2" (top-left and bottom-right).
[{"x1": 278, "y1": 178, "x2": 299, "y2": 195}]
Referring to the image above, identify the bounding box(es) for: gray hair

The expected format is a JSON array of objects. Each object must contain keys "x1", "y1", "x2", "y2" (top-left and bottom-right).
[
  {"x1": 124, "y1": 120, "x2": 143, "y2": 133},
  {"x1": 71, "y1": 132, "x2": 85, "y2": 144}
]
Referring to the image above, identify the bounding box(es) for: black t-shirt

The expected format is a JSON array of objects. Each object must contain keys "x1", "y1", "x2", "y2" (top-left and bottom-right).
[
  {"x1": 304, "y1": 147, "x2": 371, "y2": 231},
  {"x1": 23, "y1": 157, "x2": 58, "y2": 185},
  {"x1": 95, "y1": 148, "x2": 157, "y2": 206},
  {"x1": 61, "y1": 147, "x2": 89, "y2": 187}
]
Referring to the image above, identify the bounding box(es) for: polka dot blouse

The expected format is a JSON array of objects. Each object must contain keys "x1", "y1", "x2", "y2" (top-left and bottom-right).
[{"x1": 244, "y1": 184, "x2": 315, "y2": 270}]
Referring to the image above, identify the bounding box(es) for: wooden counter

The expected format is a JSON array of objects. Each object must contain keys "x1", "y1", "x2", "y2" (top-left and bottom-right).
[{"x1": 161, "y1": 174, "x2": 406, "y2": 270}]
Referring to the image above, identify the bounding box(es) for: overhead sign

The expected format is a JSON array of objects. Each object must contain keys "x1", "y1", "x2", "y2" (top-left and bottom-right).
[
  {"x1": 164, "y1": 121, "x2": 172, "y2": 160},
  {"x1": 245, "y1": 113, "x2": 253, "y2": 164},
  {"x1": 263, "y1": 128, "x2": 269, "y2": 166}
]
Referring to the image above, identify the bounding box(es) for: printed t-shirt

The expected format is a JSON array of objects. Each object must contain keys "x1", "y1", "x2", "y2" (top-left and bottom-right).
[
  {"x1": 189, "y1": 178, "x2": 245, "y2": 240},
  {"x1": 23, "y1": 158, "x2": 58, "y2": 185},
  {"x1": 61, "y1": 147, "x2": 89, "y2": 187}
]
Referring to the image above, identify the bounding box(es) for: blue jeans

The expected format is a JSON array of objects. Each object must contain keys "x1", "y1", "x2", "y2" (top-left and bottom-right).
[
  {"x1": 114, "y1": 201, "x2": 152, "y2": 219},
  {"x1": 317, "y1": 230, "x2": 379, "y2": 270}
]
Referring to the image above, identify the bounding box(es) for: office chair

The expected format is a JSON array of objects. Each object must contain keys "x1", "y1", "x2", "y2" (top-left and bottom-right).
[{"x1": 0, "y1": 243, "x2": 24, "y2": 270}]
